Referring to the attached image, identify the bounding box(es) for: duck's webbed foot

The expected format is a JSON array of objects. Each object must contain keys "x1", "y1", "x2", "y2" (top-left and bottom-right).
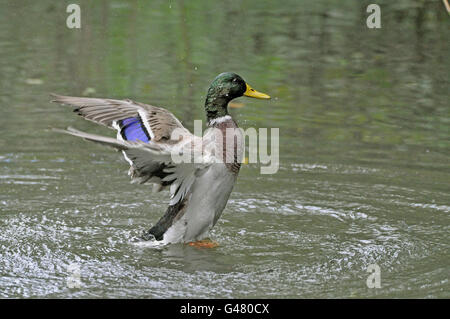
[{"x1": 186, "y1": 239, "x2": 219, "y2": 248}]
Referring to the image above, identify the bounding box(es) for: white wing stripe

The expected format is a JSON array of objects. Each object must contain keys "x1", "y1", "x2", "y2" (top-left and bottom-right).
[{"x1": 138, "y1": 109, "x2": 155, "y2": 140}]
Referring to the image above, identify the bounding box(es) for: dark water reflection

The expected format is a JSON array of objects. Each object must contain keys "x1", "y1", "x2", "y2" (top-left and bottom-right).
[{"x1": 0, "y1": 0, "x2": 448, "y2": 298}]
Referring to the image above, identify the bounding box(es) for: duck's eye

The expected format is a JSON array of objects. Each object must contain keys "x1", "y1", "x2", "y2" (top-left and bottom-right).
[{"x1": 232, "y1": 78, "x2": 237, "y2": 83}]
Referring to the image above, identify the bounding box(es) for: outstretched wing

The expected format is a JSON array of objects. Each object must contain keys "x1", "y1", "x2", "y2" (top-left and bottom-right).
[
  {"x1": 51, "y1": 94, "x2": 189, "y2": 142},
  {"x1": 51, "y1": 95, "x2": 210, "y2": 208}
]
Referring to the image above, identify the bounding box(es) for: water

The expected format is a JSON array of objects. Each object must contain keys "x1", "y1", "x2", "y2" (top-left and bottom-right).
[{"x1": 0, "y1": 0, "x2": 449, "y2": 298}]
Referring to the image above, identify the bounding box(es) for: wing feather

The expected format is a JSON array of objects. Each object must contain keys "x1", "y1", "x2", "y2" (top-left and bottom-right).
[
  {"x1": 52, "y1": 94, "x2": 212, "y2": 207},
  {"x1": 51, "y1": 94, "x2": 189, "y2": 140}
]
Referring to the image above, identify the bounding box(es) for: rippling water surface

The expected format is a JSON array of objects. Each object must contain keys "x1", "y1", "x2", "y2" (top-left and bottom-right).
[{"x1": 0, "y1": 0, "x2": 449, "y2": 298}]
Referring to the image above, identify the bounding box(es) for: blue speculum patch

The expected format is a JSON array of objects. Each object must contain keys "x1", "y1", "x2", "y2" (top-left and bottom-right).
[{"x1": 119, "y1": 117, "x2": 150, "y2": 142}]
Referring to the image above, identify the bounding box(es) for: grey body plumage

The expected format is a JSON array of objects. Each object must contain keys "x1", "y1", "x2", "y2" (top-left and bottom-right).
[{"x1": 52, "y1": 73, "x2": 269, "y2": 244}]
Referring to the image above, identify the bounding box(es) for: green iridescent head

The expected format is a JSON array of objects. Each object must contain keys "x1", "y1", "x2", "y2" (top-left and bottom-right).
[{"x1": 205, "y1": 72, "x2": 270, "y2": 121}]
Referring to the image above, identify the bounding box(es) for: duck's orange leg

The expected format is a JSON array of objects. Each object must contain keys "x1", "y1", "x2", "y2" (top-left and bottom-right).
[{"x1": 187, "y1": 239, "x2": 219, "y2": 248}]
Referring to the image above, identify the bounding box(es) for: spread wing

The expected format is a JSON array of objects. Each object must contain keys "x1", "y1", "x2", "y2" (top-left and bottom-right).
[
  {"x1": 51, "y1": 94, "x2": 212, "y2": 207},
  {"x1": 51, "y1": 94, "x2": 189, "y2": 141}
]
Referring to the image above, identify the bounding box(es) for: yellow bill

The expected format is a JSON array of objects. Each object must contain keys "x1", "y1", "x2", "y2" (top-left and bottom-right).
[{"x1": 243, "y1": 83, "x2": 270, "y2": 99}]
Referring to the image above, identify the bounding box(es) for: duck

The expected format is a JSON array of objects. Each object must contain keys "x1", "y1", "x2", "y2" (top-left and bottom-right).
[{"x1": 52, "y1": 72, "x2": 270, "y2": 247}]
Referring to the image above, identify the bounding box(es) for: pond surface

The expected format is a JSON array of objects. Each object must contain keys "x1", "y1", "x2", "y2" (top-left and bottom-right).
[{"x1": 0, "y1": 0, "x2": 449, "y2": 298}]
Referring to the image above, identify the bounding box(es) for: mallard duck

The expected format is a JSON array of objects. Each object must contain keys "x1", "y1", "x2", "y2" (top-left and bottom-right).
[{"x1": 52, "y1": 72, "x2": 270, "y2": 247}]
